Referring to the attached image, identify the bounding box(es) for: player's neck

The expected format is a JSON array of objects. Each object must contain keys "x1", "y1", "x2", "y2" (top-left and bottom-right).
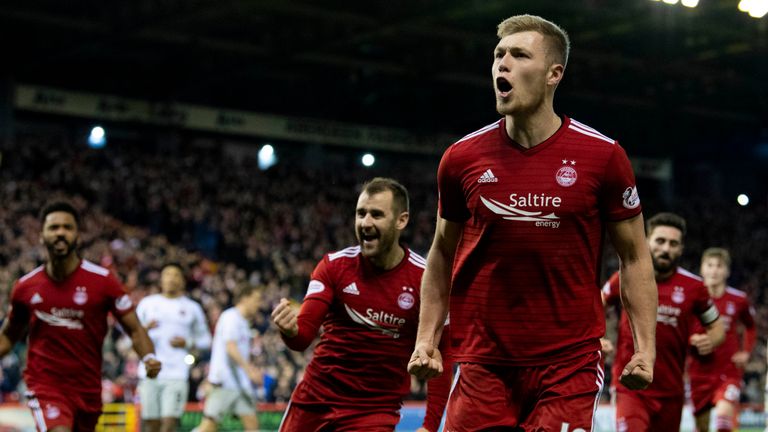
[
  {"x1": 46, "y1": 254, "x2": 81, "y2": 282},
  {"x1": 655, "y1": 267, "x2": 676, "y2": 282},
  {"x1": 708, "y1": 283, "x2": 726, "y2": 298},
  {"x1": 505, "y1": 108, "x2": 561, "y2": 149},
  {"x1": 162, "y1": 291, "x2": 183, "y2": 299},
  {"x1": 369, "y1": 244, "x2": 405, "y2": 271}
]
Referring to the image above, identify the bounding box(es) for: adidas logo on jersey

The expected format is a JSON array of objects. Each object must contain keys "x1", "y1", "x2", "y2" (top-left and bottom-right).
[
  {"x1": 477, "y1": 169, "x2": 498, "y2": 183},
  {"x1": 31, "y1": 293, "x2": 43, "y2": 304},
  {"x1": 343, "y1": 282, "x2": 360, "y2": 295}
]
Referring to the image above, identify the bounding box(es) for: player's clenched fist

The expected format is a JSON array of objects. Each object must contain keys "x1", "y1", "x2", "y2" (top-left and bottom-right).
[
  {"x1": 620, "y1": 351, "x2": 654, "y2": 390},
  {"x1": 408, "y1": 342, "x2": 443, "y2": 380},
  {"x1": 271, "y1": 298, "x2": 299, "y2": 338},
  {"x1": 143, "y1": 355, "x2": 162, "y2": 379}
]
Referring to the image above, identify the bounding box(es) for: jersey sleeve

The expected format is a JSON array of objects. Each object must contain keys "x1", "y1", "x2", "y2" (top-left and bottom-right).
[
  {"x1": 739, "y1": 298, "x2": 756, "y2": 329},
  {"x1": 303, "y1": 256, "x2": 335, "y2": 305},
  {"x1": 105, "y1": 273, "x2": 134, "y2": 317},
  {"x1": 599, "y1": 143, "x2": 643, "y2": 221},
  {"x1": 437, "y1": 145, "x2": 471, "y2": 223},
  {"x1": 602, "y1": 272, "x2": 621, "y2": 307},
  {"x1": 693, "y1": 284, "x2": 720, "y2": 326},
  {"x1": 191, "y1": 302, "x2": 213, "y2": 350},
  {"x1": 135, "y1": 298, "x2": 149, "y2": 324},
  {"x1": 281, "y1": 298, "x2": 328, "y2": 351},
  {"x1": 5, "y1": 282, "x2": 31, "y2": 341},
  {"x1": 281, "y1": 255, "x2": 335, "y2": 350},
  {"x1": 739, "y1": 298, "x2": 757, "y2": 353}
]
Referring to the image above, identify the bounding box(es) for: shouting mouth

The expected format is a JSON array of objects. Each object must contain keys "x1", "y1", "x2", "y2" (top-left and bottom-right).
[{"x1": 496, "y1": 77, "x2": 513, "y2": 98}]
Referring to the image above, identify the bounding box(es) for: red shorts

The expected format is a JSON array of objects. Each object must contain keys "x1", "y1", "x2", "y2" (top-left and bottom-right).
[
  {"x1": 278, "y1": 402, "x2": 400, "y2": 432},
  {"x1": 615, "y1": 390, "x2": 683, "y2": 432},
  {"x1": 444, "y1": 350, "x2": 604, "y2": 432},
  {"x1": 689, "y1": 374, "x2": 741, "y2": 415},
  {"x1": 25, "y1": 388, "x2": 102, "y2": 432}
]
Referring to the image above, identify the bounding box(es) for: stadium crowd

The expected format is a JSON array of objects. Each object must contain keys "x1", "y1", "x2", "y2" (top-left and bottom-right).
[{"x1": 1, "y1": 131, "x2": 766, "y2": 409}]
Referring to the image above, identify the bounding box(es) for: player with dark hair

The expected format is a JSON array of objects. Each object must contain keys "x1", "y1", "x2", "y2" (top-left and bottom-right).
[
  {"x1": 604, "y1": 212, "x2": 725, "y2": 431},
  {"x1": 272, "y1": 177, "x2": 451, "y2": 432},
  {"x1": 688, "y1": 248, "x2": 755, "y2": 432},
  {"x1": 408, "y1": 14, "x2": 658, "y2": 431},
  {"x1": 0, "y1": 200, "x2": 161, "y2": 432}
]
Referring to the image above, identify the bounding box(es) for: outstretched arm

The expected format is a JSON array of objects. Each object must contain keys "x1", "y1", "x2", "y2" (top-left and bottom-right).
[
  {"x1": 607, "y1": 214, "x2": 657, "y2": 390},
  {"x1": 409, "y1": 217, "x2": 461, "y2": 380}
]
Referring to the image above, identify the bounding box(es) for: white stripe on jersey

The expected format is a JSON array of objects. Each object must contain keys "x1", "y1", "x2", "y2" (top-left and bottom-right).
[
  {"x1": 408, "y1": 257, "x2": 426, "y2": 269},
  {"x1": 19, "y1": 266, "x2": 45, "y2": 283},
  {"x1": 570, "y1": 119, "x2": 616, "y2": 144},
  {"x1": 568, "y1": 123, "x2": 615, "y2": 144},
  {"x1": 456, "y1": 120, "x2": 501, "y2": 144},
  {"x1": 676, "y1": 267, "x2": 703, "y2": 281},
  {"x1": 329, "y1": 246, "x2": 361, "y2": 261},
  {"x1": 409, "y1": 251, "x2": 427, "y2": 265},
  {"x1": 81, "y1": 259, "x2": 110, "y2": 276},
  {"x1": 591, "y1": 350, "x2": 604, "y2": 432},
  {"x1": 277, "y1": 399, "x2": 293, "y2": 431},
  {"x1": 726, "y1": 287, "x2": 747, "y2": 298},
  {"x1": 439, "y1": 365, "x2": 461, "y2": 432},
  {"x1": 27, "y1": 396, "x2": 48, "y2": 432},
  {"x1": 601, "y1": 281, "x2": 611, "y2": 296},
  {"x1": 570, "y1": 118, "x2": 610, "y2": 137}
]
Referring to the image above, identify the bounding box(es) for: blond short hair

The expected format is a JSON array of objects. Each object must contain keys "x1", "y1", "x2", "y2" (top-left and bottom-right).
[
  {"x1": 701, "y1": 247, "x2": 732, "y2": 268},
  {"x1": 497, "y1": 14, "x2": 570, "y2": 67}
]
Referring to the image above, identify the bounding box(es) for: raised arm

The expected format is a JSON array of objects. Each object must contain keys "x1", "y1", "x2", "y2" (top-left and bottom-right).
[
  {"x1": 409, "y1": 216, "x2": 462, "y2": 380},
  {"x1": 272, "y1": 298, "x2": 328, "y2": 351},
  {"x1": 607, "y1": 214, "x2": 657, "y2": 390}
]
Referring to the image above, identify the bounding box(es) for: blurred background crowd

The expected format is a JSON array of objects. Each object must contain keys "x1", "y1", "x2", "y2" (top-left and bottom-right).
[{"x1": 1, "y1": 125, "x2": 766, "y2": 407}]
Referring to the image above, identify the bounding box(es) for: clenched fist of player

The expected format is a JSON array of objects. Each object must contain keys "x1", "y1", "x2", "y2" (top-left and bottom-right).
[
  {"x1": 271, "y1": 298, "x2": 299, "y2": 338},
  {"x1": 620, "y1": 351, "x2": 654, "y2": 390},
  {"x1": 143, "y1": 354, "x2": 162, "y2": 379},
  {"x1": 689, "y1": 333, "x2": 715, "y2": 356},
  {"x1": 408, "y1": 342, "x2": 443, "y2": 380}
]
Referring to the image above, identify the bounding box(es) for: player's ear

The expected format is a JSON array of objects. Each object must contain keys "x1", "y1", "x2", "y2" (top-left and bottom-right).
[
  {"x1": 396, "y1": 211, "x2": 409, "y2": 230},
  {"x1": 547, "y1": 62, "x2": 564, "y2": 87}
]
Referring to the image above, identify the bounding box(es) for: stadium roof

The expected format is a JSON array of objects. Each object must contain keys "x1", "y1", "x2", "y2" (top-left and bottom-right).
[{"x1": 2, "y1": 0, "x2": 767, "y2": 155}]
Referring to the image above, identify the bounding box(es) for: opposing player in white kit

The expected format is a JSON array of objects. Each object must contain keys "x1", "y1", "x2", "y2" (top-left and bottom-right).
[
  {"x1": 197, "y1": 284, "x2": 263, "y2": 432},
  {"x1": 137, "y1": 263, "x2": 212, "y2": 432}
]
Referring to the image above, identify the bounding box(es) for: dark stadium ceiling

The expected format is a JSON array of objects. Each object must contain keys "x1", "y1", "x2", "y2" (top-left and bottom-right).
[{"x1": 2, "y1": 0, "x2": 767, "y2": 147}]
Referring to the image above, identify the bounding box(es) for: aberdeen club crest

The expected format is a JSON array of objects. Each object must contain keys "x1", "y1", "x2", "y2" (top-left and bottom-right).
[{"x1": 555, "y1": 160, "x2": 577, "y2": 187}]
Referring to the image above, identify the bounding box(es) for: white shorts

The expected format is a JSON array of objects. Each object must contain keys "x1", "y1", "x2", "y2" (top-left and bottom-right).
[
  {"x1": 139, "y1": 379, "x2": 189, "y2": 419},
  {"x1": 203, "y1": 386, "x2": 256, "y2": 421}
]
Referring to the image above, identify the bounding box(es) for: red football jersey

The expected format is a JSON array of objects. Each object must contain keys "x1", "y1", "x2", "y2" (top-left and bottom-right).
[
  {"x1": 688, "y1": 287, "x2": 755, "y2": 380},
  {"x1": 438, "y1": 116, "x2": 641, "y2": 365},
  {"x1": 604, "y1": 268, "x2": 719, "y2": 398},
  {"x1": 9, "y1": 260, "x2": 134, "y2": 395},
  {"x1": 290, "y1": 245, "x2": 426, "y2": 407}
]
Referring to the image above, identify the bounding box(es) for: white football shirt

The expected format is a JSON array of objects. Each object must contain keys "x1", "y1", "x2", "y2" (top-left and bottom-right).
[{"x1": 136, "y1": 294, "x2": 211, "y2": 380}]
